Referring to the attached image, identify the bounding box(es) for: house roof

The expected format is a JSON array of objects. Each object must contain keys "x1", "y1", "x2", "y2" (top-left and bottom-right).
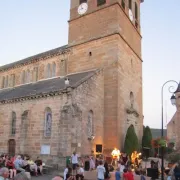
[
  {"x1": 0, "y1": 45, "x2": 69, "y2": 72},
  {"x1": 151, "y1": 128, "x2": 167, "y2": 139},
  {"x1": 0, "y1": 70, "x2": 96, "y2": 103}
]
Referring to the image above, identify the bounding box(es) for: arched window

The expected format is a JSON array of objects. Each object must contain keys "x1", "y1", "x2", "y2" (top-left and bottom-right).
[
  {"x1": 97, "y1": 0, "x2": 106, "y2": 6},
  {"x1": 129, "y1": 0, "x2": 132, "y2": 9},
  {"x1": 87, "y1": 110, "x2": 94, "y2": 137},
  {"x1": 21, "y1": 70, "x2": 25, "y2": 84},
  {"x1": 11, "y1": 74, "x2": 16, "y2": 87},
  {"x1": 79, "y1": 0, "x2": 87, "y2": 4},
  {"x1": 46, "y1": 64, "x2": 51, "y2": 78},
  {"x1": 121, "y1": 0, "x2": 125, "y2": 10},
  {"x1": 33, "y1": 67, "x2": 39, "y2": 82},
  {"x1": 44, "y1": 107, "x2": 52, "y2": 137},
  {"x1": 5, "y1": 75, "x2": 9, "y2": 88},
  {"x1": 11, "y1": 112, "x2": 16, "y2": 135},
  {"x1": 26, "y1": 70, "x2": 31, "y2": 83},
  {"x1": 1, "y1": 76, "x2": 5, "y2": 88},
  {"x1": 135, "y1": 2, "x2": 138, "y2": 20},
  {"x1": 60, "y1": 60, "x2": 67, "y2": 76},
  {"x1": 130, "y1": 92, "x2": 134, "y2": 108},
  {"x1": 52, "y1": 62, "x2": 56, "y2": 77}
]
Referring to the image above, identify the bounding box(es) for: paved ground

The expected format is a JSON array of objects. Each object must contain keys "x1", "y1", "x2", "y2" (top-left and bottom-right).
[
  {"x1": 31, "y1": 171, "x2": 151, "y2": 180},
  {"x1": 32, "y1": 174, "x2": 54, "y2": 180}
]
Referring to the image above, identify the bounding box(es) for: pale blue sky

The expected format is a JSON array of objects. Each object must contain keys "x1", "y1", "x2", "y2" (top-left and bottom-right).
[{"x1": 0, "y1": 1, "x2": 179, "y2": 128}]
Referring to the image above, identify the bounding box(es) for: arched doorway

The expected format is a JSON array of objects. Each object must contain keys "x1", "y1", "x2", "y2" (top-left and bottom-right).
[{"x1": 8, "y1": 139, "x2": 16, "y2": 156}]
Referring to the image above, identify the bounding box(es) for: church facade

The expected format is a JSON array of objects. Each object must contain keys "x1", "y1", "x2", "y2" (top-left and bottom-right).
[{"x1": 0, "y1": 0, "x2": 144, "y2": 167}]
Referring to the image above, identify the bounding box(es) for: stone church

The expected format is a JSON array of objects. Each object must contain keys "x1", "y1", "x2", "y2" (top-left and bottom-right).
[{"x1": 0, "y1": 0, "x2": 144, "y2": 166}]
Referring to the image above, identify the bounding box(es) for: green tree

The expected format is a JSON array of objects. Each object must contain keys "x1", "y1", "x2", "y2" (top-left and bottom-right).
[
  {"x1": 142, "y1": 126, "x2": 152, "y2": 149},
  {"x1": 124, "y1": 125, "x2": 139, "y2": 155}
]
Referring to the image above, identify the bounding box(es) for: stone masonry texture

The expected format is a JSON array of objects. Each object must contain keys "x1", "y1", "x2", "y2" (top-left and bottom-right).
[{"x1": 0, "y1": 0, "x2": 143, "y2": 168}]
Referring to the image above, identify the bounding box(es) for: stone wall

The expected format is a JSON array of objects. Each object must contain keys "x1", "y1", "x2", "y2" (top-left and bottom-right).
[
  {"x1": 0, "y1": 70, "x2": 104, "y2": 168},
  {"x1": 69, "y1": 1, "x2": 141, "y2": 57},
  {"x1": 67, "y1": 33, "x2": 143, "y2": 154},
  {"x1": 0, "y1": 53, "x2": 69, "y2": 89},
  {"x1": 117, "y1": 35, "x2": 143, "y2": 149}
]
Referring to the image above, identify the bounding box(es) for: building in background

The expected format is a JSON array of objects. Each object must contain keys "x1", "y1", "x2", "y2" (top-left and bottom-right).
[
  {"x1": 151, "y1": 128, "x2": 167, "y2": 139},
  {"x1": 167, "y1": 84, "x2": 180, "y2": 149},
  {"x1": 0, "y1": 0, "x2": 144, "y2": 167}
]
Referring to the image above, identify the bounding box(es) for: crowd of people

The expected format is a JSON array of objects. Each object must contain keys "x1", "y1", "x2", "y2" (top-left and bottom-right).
[
  {"x1": 63, "y1": 151, "x2": 146, "y2": 180},
  {"x1": 1, "y1": 151, "x2": 180, "y2": 180},
  {"x1": 0, "y1": 154, "x2": 43, "y2": 179}
]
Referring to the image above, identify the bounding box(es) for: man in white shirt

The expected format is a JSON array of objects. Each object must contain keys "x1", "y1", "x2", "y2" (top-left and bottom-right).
[
  {"x1": 71, "y1": 151, "x2": 79, "y2": 174},
  {"x1": 97, "y1": 161, "x2": 106, "y2": 180},
  {"x1": 76, "y1": 164, "x2": 84, "y2": 180}
]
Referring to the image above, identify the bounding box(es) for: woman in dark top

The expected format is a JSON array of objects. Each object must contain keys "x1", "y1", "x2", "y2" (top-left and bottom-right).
[
  {"x1": 84, "y1": 156, "x2": 90, "y2": 171},
  {"x1": 104, "y1": 161, "x2": 110, "y2": 179},
  {"x1": 121, "y1": 153, "x2": 128, "y2": 164},
  {"x1": 6, "y1": 156, "x2": 17, "y2": 179}
]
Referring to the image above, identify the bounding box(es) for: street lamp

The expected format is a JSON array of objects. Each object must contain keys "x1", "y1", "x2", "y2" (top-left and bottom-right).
[{"x1": 161, "y1": 80, "x2": 178, "y2": 180}]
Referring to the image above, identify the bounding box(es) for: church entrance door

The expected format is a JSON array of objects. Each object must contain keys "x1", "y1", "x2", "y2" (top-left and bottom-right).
[{"x1": 8, "y1": 139, "x2": 16, "y2": 156}]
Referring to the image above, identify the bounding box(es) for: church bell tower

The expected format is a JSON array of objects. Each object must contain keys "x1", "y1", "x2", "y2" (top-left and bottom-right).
[{"x1": 68, "y1": 0, "x2": 144, "y2": 155}]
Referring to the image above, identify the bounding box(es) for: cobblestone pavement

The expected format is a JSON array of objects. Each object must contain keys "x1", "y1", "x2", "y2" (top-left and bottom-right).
[{"x1": 31, "y1": 174, "x2": 54, "y2": 180}]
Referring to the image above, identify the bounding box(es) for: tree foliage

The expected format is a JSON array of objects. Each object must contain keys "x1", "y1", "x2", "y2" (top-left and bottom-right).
[
  {"x1": 142, "y1": 126, "x2": 152, "y2": 149},
  {"x1": 124, "y1": 125, "x2": 139, "y2": 155}
]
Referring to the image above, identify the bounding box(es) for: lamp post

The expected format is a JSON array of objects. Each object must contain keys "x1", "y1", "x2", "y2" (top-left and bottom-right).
[{"x1": 161, "y1": 80, "x2": 178, "y2": 180}]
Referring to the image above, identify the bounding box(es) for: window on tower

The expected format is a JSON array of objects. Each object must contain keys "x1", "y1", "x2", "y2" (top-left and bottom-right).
[
  {"x1": 129, "y1": 0, "x2": 132, "y2": 9},
  {"x1": 121, "y1": 0, "x2": 125, "y2": 10},
  {"x1": 135, "y1": 2, "x2": 138, "y2": 20},
  {"x1": 79, "y1": 0, "x2": 87, "y2": 4},
  {"x1": 135, "y1": 2, "x2": 138, "y2": 28},
  {"x1": 97, "y1": 0, "x2": 106, "y2": 6}
]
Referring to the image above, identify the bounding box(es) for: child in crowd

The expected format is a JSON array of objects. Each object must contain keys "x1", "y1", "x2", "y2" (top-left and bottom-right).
[
  {"x1": 115, "y1": 168, "x2": 121, "y2": 180},
  {"x1": 118, "y1": 161, "x2": 125, "y2": 173},
  {"x1": 140, "y1": 169, "x2": 146, "y2": 180},
  {"x1": 97, "y1": 161, "x2": 106, "y2": 180},
  {"x1": 127, "y1": 168, "x2": 134, "y2": 180},
  {"x1": 123, "y1": 169, "x2": 128, "y2": 180},
  {"x1": 123, "y1": 168, "x2": 134, "y2": 180}
]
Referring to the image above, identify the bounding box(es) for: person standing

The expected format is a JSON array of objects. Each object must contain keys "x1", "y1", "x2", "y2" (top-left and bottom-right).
[
  {"x1": 104, "y1": 161, "x2": 110, "y2": 179},
  {"x1": 118, "y1": 161, "x2": 125, "y2": 174},
  {"x1": 115, "y1": 168, "x2": 121, "y2": 180},
  {"x1": 71, "y1": 152, "x2": 79, "y2": 175},
  {"x1": 90, "y1": 156, "x2": 95, "y2": 170},
  {"x1": 126, "y1": 168, "x2": 134, "y2": 180},
  {"x1": 97, "y1": 161, "x2": 106, "y2": 180}
]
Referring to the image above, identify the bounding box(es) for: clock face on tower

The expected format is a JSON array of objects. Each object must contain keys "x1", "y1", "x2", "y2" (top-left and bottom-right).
[{"x1": 78, "y1": 3, "x2": 88, "y2": 15}]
